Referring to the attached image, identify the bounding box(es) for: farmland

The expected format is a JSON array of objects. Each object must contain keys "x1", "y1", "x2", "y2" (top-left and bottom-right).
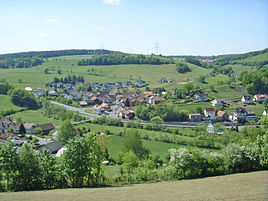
[
  {"x1": 1, "y1": 171, "x2": 267, "y2": 201},
  {"x1": 0, "y1": 95, "x2": 22, "y2": 112}
]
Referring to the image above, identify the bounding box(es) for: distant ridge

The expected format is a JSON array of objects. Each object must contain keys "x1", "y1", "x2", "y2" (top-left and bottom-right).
[{"x1": 0, "y1": 49, "x2": 122, "y2": 59}]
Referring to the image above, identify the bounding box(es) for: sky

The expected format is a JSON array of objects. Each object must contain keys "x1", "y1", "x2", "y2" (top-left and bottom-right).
[{"x1": 0, "y1": 0, "x2": 267, "y2": 56}]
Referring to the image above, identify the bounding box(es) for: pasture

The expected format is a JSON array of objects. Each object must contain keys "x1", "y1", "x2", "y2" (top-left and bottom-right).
[
  {"x1": 1, "y1": 171, "x2": 267, "y2": 201},
  {"x1": 0, "y1": 95, "x2": 22, "y2": 112}
]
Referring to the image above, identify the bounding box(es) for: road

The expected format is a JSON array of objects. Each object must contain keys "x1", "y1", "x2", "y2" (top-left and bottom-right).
[
  {"x1": 50, "y1": 101, "x2": 101, "y2": 120},
  {"x1": 50, "y1": 101, "x2": 240, "y2": 128}
]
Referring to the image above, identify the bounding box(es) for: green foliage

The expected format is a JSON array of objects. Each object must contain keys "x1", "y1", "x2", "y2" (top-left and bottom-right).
[
  {"x1": 9, "y1": 88, "x2": 40, "y2": 109},
  {"x1": 33, "y1": 127, "x2": 43, "y2": 134},
  {"x1": 92, "y1": 116, "x2": 123, "y2": 127},
  {"x1": 135, "y1": 104, "x2": 188, "y2": 122},
  {"x1": 57, "y1": 120, "x2": 76, "y2": 143},
  {"x1": 185, "y1": 57, "x2": 202, "y2": 67},
  {"x1": 61, "y1": 133, "x2": 104, "y2": 187},
  {"x1": 122, "y1": 129, "x2": 149, "y2": 159},
  {"x1": 122, "y1": 151, "x2": 139, "y2": 174},
  {"x1": 150, "y1": 116, "x2": 164, "y2": 123},
  {"x1": 0, "y1": 56, "x2": 44, "y2": 68},
  {"x1": 18, "y1": 123, "x2": 26, "y2": 134},
  {"x1": 238, "y1": 68, "x2": 268, "y2": 94},
  {"x1": 0, "y1": 83, "x2": 13, "y2": 95},
  {"x1": 252, "y1": 134, "x2": 268, "y2": 167},
  {"x1": 176, "y1": 62, "x2": 191, "y2": 73},
  {"x1": 78, "y1": 54, "x2": 174, "y2": 66}
]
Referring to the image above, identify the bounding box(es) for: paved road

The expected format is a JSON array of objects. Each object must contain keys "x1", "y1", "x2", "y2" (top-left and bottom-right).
[
  {"x1": 49, "y1": 101, "x2": 241, "y2": 128},
  {"x1": 50, "y1": 101, "x2": 101, "y2": 120}
]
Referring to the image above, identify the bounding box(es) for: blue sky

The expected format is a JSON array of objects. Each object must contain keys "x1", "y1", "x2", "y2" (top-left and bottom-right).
[{"x1": 0, "y1": 0, "x2": 267, "y2": 55}]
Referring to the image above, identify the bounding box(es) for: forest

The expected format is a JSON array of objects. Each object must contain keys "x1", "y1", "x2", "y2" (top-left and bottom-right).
[{"x1": 77, "y1": 54, "x2": 174, "y2": 66}]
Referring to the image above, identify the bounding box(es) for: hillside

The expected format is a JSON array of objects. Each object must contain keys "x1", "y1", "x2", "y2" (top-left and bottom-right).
[{"x1": 1, "y1": 171, "x2": 267, "y2": 201}]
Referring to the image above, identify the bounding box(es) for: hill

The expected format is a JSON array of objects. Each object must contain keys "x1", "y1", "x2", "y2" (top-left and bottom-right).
[
  {"x1": 1, "y1": 171, "x2": 267, "y2": 201},
  {"x1": 0, "y1": 49, "x2": 121, "y2": 60}
]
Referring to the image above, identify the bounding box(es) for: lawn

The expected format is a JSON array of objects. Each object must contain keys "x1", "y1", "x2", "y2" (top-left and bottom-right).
[
  {"x1": 1, "y1": 171, "x2": 267, "y2": 201},
  {"x1": 10, "y1": 110, "x2": 61, "y2": 126},
  {"x1": 0, "y1": 94, "x2": 23, "y2": 112}
]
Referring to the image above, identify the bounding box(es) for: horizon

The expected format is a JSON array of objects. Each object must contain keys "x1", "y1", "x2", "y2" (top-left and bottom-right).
[{"x1": 0, "y1": 0, "x2": 267, "y2": 56}]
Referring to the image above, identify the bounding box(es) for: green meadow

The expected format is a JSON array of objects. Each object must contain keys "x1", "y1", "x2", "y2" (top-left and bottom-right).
[{"x1": 0, "y1": 94, "x2": 22, "y2": 112}]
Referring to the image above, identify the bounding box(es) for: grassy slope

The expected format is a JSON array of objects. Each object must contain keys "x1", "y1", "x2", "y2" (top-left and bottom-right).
[
  {"x1": 240, "y1": 51, "x2": 268, "y2": 63},
  {"x1": 0, "y1": 95, "x2": 22, "y2": 111},
  {"x1": 1, "y1": 171, "x2": 267, "y2": 201},
  {"x1": 0, "y1": 58, "x2": 211, "y2": 89},
  {"x1": 106, "y1": 135, "x2": 199, "y2": 160},
  {"x1": 10, "y1": 110, "x2": 61, "y2": 126}
]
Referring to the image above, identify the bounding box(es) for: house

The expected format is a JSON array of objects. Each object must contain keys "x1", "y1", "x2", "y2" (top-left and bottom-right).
[
  {"x1": 246, "y1": 111, "x2": 258, "y2": 122},
  {"x1": 93, "y1": 105, "x2": 105, "y2": 114},
  {"x1": 122, "y1": 110, "x2": 135, "y2": 120},
  {"x1": 241, "y1": 96, "x2": 252, "y2": 104},
  {"x1": 263, "y1": 109, "x2": 268, "y2": 116},
  {"x1": 38, "y1": 141, "x2": 63, "y2": 154},
  {"x1": 152, "y1": 97, "x2": 165, "y2": 104},
  {"x1": 100, "y1": 103, "x2": 111, "y2": 112},
  {"x1": 189, "y1": 114, "x2": 202, "y2": 122},
  {"x1": 204, "y1": 108, "x2": 216, "y2": 119},
  {"x1": 160, "y1": 78, "x2": 168, "y2": 83},
  {"x1": 124, "y1": 81, "x2": 132, "y2": 86},
  {"x1": 0, "y1": 117, "x2": 17, "y2": 134},
  {"x1": 80, "y1": 101, "x2": 88, "y2": 106},
  {"x1": 0, "y1": 133, "x2": 19, "y2": 141},
  {"x1": 206, "y1": 122, "x2": 223, "y2": 135},
  {"x1": 168, "y1": 80, "x2": 174, "y2": 83},
  {"x1": 134, "y1": 80, "x2": 147, "y2": 88},
  {"x1": 48, "y1": 89, "x2": 58, "y2": 96},
  {"x1": 36, "y1": 123, "x2": 55, "y2": 135},
  {"x1": 193, "y1": 93, "x2": 208, "y2": 101},
  {"x1": 217, "y1": 110, "x2": 229, "y2": 121},
  {"x1": 23, "y1": 122, "x2": 37, "y2": 134},
  {"x1": 211, "y1": 99, "x2": 225, "y2": 107},
  {"x1": 229, "y1": 108, "x2": 258, "y2": 122},
  {"x1": 253, "y1": 94, "x2": 267, "y2": 102},
  {"x1": 34, "y1": 87, "x2": 45, "y2": 97}
]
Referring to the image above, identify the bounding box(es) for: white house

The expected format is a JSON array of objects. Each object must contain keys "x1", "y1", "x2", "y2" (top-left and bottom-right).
[
  {"x1": 241, "y1": 96, "x2": 252, "y2": 104},
  {"x1": 193, "y1": 93, "x2": 208, "y2": 101},
  {"x1": 263, "y1": 109, "x2": 268, "y2": 116},
  {"x1": 204, "y1": 108, "x2": 216, "y2": 119},
  {"x1": 253, "y1": 94, "x2": 267, "y2": 102},
  {"x1": 211, "y1": 99, "x2": 225, "y2": 107}
]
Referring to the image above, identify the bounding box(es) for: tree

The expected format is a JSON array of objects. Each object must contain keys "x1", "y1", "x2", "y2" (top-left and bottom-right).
[
  {"x1": 44, "y1": 68, "x2": 49, "y2": 74},
  {"x1": 122, "y1": 151, "x2": 138, "y2": 175},
  {"x1": 61, "y1": 133, "x2": 104, "y2": 187},
  {"x1": 57, "y1": 120, "x2": 76, "y2": 143},
  {"x1": 122, "y1": 129, "x2": 149, "y2": 159},
  {"x1": 0, "y1": 83, "x2": 13, "y2": 95},
  {"x1": 9, "y1": 88, "x2": 40, "y2": 109},
  {"x1": 125, "y1": 98, "x2": 130, "y2": 107},
  {"x1": 18, "y1": 123, "x2": 26, "y2": 135},
  {"x1": 38, "y1": 149, "x2": 58, "y2": 189}
]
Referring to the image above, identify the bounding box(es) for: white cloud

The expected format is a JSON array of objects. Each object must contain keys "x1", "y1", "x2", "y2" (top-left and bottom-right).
[
  {"x1": 39, "y1": 33, "x2": 48, "y2": 37},
  {"x1": 102, "y1": 0, "x2": 120, "y2": 6},
  {"x1": 46, "y1": 18, "x2": 58, "y2": 23}
]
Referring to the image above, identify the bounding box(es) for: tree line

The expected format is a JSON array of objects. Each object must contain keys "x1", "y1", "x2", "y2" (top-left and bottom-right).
[
  {"x1": 238, "y1": 68, "x2": 268, "y2": 95},
  {"x1": 52, "y1": 75, "x2": 85, "y2": 84},
  {"x1": 0, "y1": 56, "x2": 44, "y2": 68},
  {"x1": 0, "y1": 133, "x2": 104, "y2": 191},
  {"x1": 0, "y1": 49, "x2": 119, "y2": 60},
  {"x1": 77, "y1": 54, "x2": 174, "y2": 66}
]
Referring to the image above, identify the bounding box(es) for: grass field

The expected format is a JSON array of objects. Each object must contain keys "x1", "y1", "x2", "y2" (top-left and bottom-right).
[
  {"x1": 106, "y1": 135, "x2": 196, "y2": 160},
  {"x1": 10, "y1": 110, "x2": 61, "y2": 126},
  {"x1": 1, "y1": 171, "x2": 267, "y2": 201},
  {"x1": 0, "y1": 58, "x2": 211, "y2": 89},
  {"x1": 0, "y1": 95, "x2": 22, "y2": 112}
]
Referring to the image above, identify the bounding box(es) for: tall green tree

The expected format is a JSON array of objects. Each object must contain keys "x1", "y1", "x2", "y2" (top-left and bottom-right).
[
  {"x1": 122, "y1": 129, "x2": 149, "y2": 159},
  {"x1": 57, "y1": 120, "x2": 76, "y2": 143}
]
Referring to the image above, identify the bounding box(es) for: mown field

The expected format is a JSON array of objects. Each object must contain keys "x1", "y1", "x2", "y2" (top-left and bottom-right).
[
  {"x1": 0, "y1": 94, "x2": 22, "y2": 112},
  {"x1": 10, "y1": 110, "x2": 61, "y2": 126},
  {"x1": 1, "y1": 171, "x2": 267, "y2": 201}
]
